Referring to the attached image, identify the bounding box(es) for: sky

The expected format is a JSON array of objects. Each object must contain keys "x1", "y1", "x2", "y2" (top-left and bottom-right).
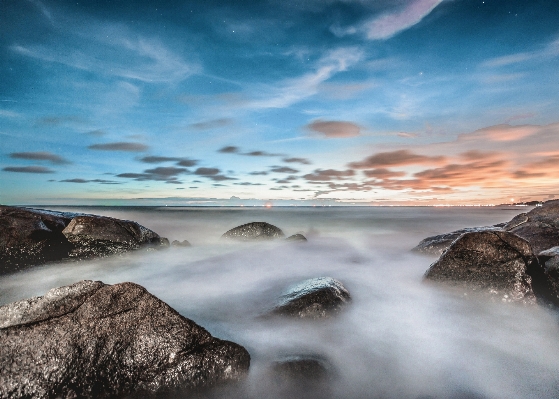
[{"x1": 1, "y1": 0, "x2": 559, "y2": 206}]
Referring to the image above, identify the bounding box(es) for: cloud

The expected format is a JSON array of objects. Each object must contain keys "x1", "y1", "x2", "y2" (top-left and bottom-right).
[
  {"x1": 304, "y1": 169, "x2": 355, "y2": 181},
  {"x1": 84, "y1": 129, "x2": 106, "y2": 137},
  {"x1": 362, "y1": 0, "x2": 443, "y2": 40},
  {"x1": 218, "y1": 146, "x2": 240, "y2": 154},
  {"x1": 244, "y1": 150, "x2": 282, "y2": 157},
  {"x1": 35, "y1": 115, "x2": 85, "y2": 126},
  {"x1": 363, "y1": 168, "x2": 406, "y2": 179},
  {"x1": 60, "y1": 178, "x2": 121, "y2": 184},
  {"x1": 332, "y1": 0, "x2": 443, "y2": 40},
  {"x1": 11, "y1": 21, "x2": 199, "y2": 83},
  {"x1": 2, "y1": 166, "x2": 55, "y2": 173},
  {"x1": 189, "y1": 118, "x2": 233, "y2": 130},
  {"x1": 349, "y1": 149, "x2": 446, "y2": 169},
  {"x1": 270, "y1": 166, "x2": 299, "y2": 174},
  {"x1": 248, "y1": 47, "x2": 364, "y2": 109},
  {"x1": 9, "y1": 151, "x2": 70, "y2": 165},
  {"x1": 462, "y1": 124, "x2": 540, "y2": 142},
  {"x1": 116, "y1": 166, "x2": 188, "y2": 183},
  {"x1": 283, "y1": 157, "x2": 312, "y2": 165},
  {"x1": 137, "y1": 156, "x2": 197, "y2": 167},
  {"x1": 249, "y1": 171, "x2": 269, "y2": 176},
  {"x1": 194, "y1": 167, "x2": 236, "y2": 181},
  {"x1": 234, "y1": 182, "x2": 265, "y2": 186},
  {"x1": 306, "y1": 119, "x2": 361, "y2": 138},
  {"x1": 88, "y1": 142, "x2": 149, "y2": 152},
  {"x1": 0, "y1": 109, "x2": 22, "y2": 118}
]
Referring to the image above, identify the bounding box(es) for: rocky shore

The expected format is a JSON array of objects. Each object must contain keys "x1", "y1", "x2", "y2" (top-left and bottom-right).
[{"x1": 416, "y1": 200, "x2": 559, "y2": 306}]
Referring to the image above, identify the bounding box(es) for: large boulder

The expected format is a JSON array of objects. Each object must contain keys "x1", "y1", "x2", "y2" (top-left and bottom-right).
[
  {"x1": 412, "y1": 225, "x2": 505, "y2": 256},
  {"x1": 535, "y1": 247, "x2": 559, "y2": 306},
  {"x1": 505, "y1": 200, "x2": 559, "y2": 253},
  {"x1": 271, "y1": 277, "x2": 351, "y2": 319},
  {"x1": 424, "y1": 231, "x2": 537, "y2": 303},
  {"x1": 0, "y1": 206, "x2": 167, "y2": 274},
  {"x1": 62, "y1": 215, "x2": 163, "y2": 258},
  {"x1": 0, "y1": 206, "x2": 77, "y2": 274},
  {"x1": 0, "y1": 280, "x2": 250, "y2": 398},
  {"x1": 222, "y1": 222, "x2": 285, "y2": 241}
]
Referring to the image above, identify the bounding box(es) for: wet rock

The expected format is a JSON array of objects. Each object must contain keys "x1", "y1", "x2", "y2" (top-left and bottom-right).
[
  {"x1": 424, "y1": 231, "x2": 537, "y2": 304},
  {"x1": 222, "y1": 222, "x2": 285, "y2": 241},
  {"x1": 172, "y1": 239, "x2": 191, "y2": 247},
  {"x1": 534, "y1": 247, "x2": 559, "y2": 306},
  {"x1": 271, "y1": 355, "x2": 331, "y2": 381},
  {"x1": 0, "y1": 280, "x2": 250, "y2": 398},
  {"x1": 0, "y1": 206, "x2": 78, "y2": 274},
  {"x1": 412, "y1": 225, "x2": 505, "y2": 256},
  {"x1": 271, "y1": 277, "x2": 351, "y2": 318},
  {"x1": 286, "y1": 234, "x2": 307, "y2": 242},
  {"x1": 0, "y1": 206, "x2": 168, "y2": 273},
  {"x1": 62, "y1": 215, "x2": 164, "y2": 258},
  {"x1": 505, "y1": 200, "x2": 559, "y2": 253}
]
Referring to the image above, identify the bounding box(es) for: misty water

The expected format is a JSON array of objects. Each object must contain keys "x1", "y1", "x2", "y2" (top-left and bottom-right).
[{"x1": 1, "y1": 206, "x2": 559, "y2": 399}]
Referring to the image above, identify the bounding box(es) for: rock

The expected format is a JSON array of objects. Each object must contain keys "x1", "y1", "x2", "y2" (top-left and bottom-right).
[
  {"x1": 271, "y1": 355, "x2": 331, "y2": 381},
  {"x1": 0, "y1": 206, "x2": 78, "y2": 274},
  {"x1": 424, "y1": 231, "x2": 537, "y2": 303},
  {"x1": 505, "y1": 200, "x2": 559, "y2": 253},
  {"x1": 171, "y1": 239, "x2": 191, "y2": 247},
  {"x1": 221, "y1": 222, "x2": 285, "y2": 241},
  {"x1": 0, "y1": 206, "x2": 168, "y2": 274},
  {"x1": 285, "y1": 234, "x2": 307, "y2": 242},
  {"x1": 0, "y1": 280, "x2": 250, "y2": 398},
  {"x1": 412, "y1": 225, "x2": 505, "y2": 256},
  {"x1": 62, "y1": 215, "x2": 163, "y2": 258},
  {"x1": 538, "y1": 246, "x2": 559, "y2": 271},
  {"x1": 534, "y1": 247, "x2": 559, "y2": 306},
  {"x1": 271, "y1": 277, "x2": 351, "y2": 318}
]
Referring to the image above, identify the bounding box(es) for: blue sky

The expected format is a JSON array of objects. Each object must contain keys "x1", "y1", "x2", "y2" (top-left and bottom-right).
[{"x1": 1, "y1": 0, "x2": 559, "y2": 205}]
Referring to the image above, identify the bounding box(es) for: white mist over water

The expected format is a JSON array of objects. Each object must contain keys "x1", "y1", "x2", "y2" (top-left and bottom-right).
[{"x1": 1, "y1": 206, "x2": 559, "y2": 399}]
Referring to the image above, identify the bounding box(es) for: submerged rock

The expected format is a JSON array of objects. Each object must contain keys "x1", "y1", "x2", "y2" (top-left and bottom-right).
[
  {"x1": 0, "y1": 206, "x2": 167, "y2": 274},
  {"x1": 0, "y1": 280, "x2": 250, "y2": 398},
  {"x1": 271, "y1": 355, "x2": 332, "y2": 381},
  {"x1": 412, "y1": 225, "x2": 505, "y2": 256},
  {"x1": 271, "y1": 277, "x2": 351, "y2": 318},
  {"x1": 171, "y1": 239, "x2": 191, "y2": 247},
  {"x1": 222, "y1": 222, "x2": 285, "y2": 241},
  {"x1": 505, "y1": 200, "x2": 559, "y2": 253},
  {"x1": 285, "y1": 233, "x2": 307, "y2": 242},
  {"x1": 424, "y1": 231, "x2": 537, "y2": 304}
]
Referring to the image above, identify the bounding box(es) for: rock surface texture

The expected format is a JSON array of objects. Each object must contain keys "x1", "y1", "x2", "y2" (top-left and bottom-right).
[
  {"x1": 413, "y1": 200, "x2": 559, "y2": 256},
  {"x1": 221, "y1": 222, "x2": 285, "y2": 241},
  {"x1": 271, "y1": 277, "x2": 351, "y2": 318},
  {"x1": 0, "y1": 206, "x2": 166, "y2": 274},
  {"x1": 0, "y1": 280, "x2": 250, "y2": 399},
  {"x1": 424, "y1": 231, "x2": 537, "y2": 303},
  {"x1": 285, "y1": 234, "x2": 307, "y2": 242},
  {"x1": 536, "y1": 247, "x2": 559, "y2": 306},
  {"x1": 505, "y1": 200, "x2": 559, "y2": 253}
]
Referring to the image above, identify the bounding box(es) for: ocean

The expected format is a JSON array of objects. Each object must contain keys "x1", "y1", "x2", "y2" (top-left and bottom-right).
[{"x1": 1, "y1": 206, "x2": 558, "y2": 399}]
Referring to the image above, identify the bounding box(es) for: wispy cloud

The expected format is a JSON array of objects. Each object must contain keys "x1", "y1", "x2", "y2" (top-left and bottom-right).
[
  {"x1": 349, "y1": 149, "x2": 446, "y2": 169},
  {"x1": 88, "y1": 142, "x2": 149, "y2": 152},
  {"x1": 11, "y1": 7, "x2": 200, "y2": 84},
  {"x1": 60, "y1": 178, "x2": 121, "y2": 184},
  {"x1": 331, "y1": 0, "x2": 443, "y2": 40},
  {"x1": 283, "y1": 157, "x2": 312, "y2": 165},
  {"x1": 9, "y1": 151, "x2": 70, "y2": 165},
  {"x1": 189, "y1": 118, "x2": 233, "y2": 130},
  {"x1": 304, "y1": 169, "x2": 355, "y2": 181},
  {"x1": 248, "y1": 47, "x2": 364, "y2": 109},
  {"x1": 3, "y1": 166, "x2": 55, "y2": 174}
]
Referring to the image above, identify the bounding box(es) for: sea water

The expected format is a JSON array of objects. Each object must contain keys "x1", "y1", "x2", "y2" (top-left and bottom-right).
[{"x1": 1, "y1": 206, "x2": 558, "y2": 399}]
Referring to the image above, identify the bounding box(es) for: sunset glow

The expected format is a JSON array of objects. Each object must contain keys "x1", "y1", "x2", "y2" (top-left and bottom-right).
[{"x1": 1, "y1": 0, "x2": 558, "y2": 206}]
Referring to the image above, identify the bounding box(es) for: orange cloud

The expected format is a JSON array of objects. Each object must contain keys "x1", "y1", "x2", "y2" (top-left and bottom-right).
[
  {"x1": 363, "y1": 168, "x2": 406, "y2": 179},
  {"x1": 306, "y1": 119, "x2": 361, "y2": 138},
  {"x1": 461, "y1": 124, "x2": 540, "y2": 142},
  {"x1": 349, "y1": 149, "x2": 446, "y2": 168}
]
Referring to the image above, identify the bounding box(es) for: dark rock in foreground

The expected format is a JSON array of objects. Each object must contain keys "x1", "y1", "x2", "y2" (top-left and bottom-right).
[
  {"x1": 172, "y1": 239, "x2": 191, "y2": 247},
  {"x1": 0, "y1": 280, "x2": 250, "y2": 398},
  {"x1": 0, "y1": 206, "x2": 166, "y2": 274},
  {"x1": 412, "y1": 225, "x2": 505, "y2": 256},
  {"x1": 536, "y1": 247, "x2": 559, "y2": 306},
  {"x1": 222, "y1": 222, "x2": 285, "y2": 241},
  {"x1": 505, "y1": 200, "x2": 559, "y2": 253},
  {"x1": 285, "y1": 234, "x2": 307, "y2": 242},
  {"x1": 271, "y1": 277, "x2": 351, "y2": 318},
  {"x1": 424, "y1": 231, "x2": 537, "y2": 304}
]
